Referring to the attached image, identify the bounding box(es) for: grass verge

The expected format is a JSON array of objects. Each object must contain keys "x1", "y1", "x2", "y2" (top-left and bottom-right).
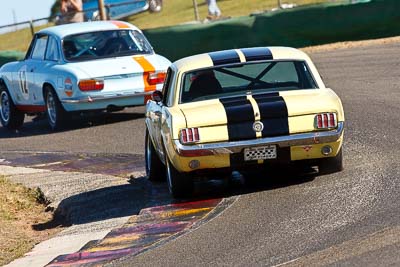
[
  {"x1": 0, "y1": 176, "x2": 62, "y2": 266},
  {"x1": 128, "y1": 0, "x2": 327, "y2": 30}
]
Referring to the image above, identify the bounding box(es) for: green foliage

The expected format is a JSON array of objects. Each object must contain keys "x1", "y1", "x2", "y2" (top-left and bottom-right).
[
  {"x1": 34, "y1": 187, "x2": 51, "y2": 206},
  {"x1": 0, "y1": 51, "x2": 24, "y2": 67}
]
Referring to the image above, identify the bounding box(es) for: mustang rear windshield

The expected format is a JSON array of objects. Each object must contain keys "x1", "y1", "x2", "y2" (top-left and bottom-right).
[
  {"x1": 63, "y1": 30, "x2": 153, "y2": 61},
  {"x1": 180, "y1": 60, "x2": 318, "y2": 103}
]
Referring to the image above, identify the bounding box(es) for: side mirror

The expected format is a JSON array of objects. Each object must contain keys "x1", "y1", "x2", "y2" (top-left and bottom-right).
[{"x1": 152, "y1": 90, "x2": 163, "y2": 103}]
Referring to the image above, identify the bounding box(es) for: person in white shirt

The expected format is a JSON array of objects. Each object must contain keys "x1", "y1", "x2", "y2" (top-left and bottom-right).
[{"x1": 206, "y1": 0, "x2": 221, "y2": 19}]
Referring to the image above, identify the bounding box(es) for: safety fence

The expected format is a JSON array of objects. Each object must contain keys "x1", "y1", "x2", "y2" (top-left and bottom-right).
[{"x1": 0, "y1": 1, "x2": 355, "y2": 46}]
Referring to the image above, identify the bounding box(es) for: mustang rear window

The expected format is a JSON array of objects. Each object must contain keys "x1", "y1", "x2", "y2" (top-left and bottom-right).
[
  {"x1": 62, "y1": 30, "x2": 153, "y2": 61},
  {"x1": 180, "y1": 60, "x2": 318, "y2": 103}
]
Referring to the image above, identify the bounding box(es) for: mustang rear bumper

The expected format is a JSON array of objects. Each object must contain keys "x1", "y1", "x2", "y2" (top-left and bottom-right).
[{"x1": 174, "y1": 122, "x2": 344, "y2": 157}]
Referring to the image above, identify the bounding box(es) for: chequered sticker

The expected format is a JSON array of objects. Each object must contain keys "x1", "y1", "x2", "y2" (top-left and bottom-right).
[{"x1": 244, "y1": 146, "x2": 276, "y2": 161}]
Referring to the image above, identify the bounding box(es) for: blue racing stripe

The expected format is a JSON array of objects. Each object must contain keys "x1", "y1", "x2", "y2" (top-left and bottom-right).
[
  {"x1": 220, "y1": 96, "x2": 255, "y2": 141},
  {"x1": 252, "y1": 93, "x2": 289, "y2": 137},
  {"x1": 241, "y1": 47, "x2": 273, "y2": 62},
  {"x1": 209, "y1": 50, "x2": 241, "y2": 66}
]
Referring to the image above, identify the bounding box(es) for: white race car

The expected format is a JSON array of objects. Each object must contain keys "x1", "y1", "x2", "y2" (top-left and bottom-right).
[{"x1": 0, "y1": 20, "x2": 170, "y2": 130}]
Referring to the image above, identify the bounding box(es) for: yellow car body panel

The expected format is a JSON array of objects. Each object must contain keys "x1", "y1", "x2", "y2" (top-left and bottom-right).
[
  {"x1": 170, "y1": 153, "x2": 231, "y2": 173},
  {"x1": 178, "y1": 99, "x2": 228, "y2": 129},
  {"x1": 198, "y1": 125, "x2": 229, "y2": 144},
  {"x1": 290, "y1": 135, "x2": 343, "y2": 161},
  {"x1": 281, "y1": 89, "x2": 345, "y2": 121}
]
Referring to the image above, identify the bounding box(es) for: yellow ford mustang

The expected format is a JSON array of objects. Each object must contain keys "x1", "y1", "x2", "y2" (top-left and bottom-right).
[{"x1": 145, "y1": 47, "x2": 344, "y2": 197}]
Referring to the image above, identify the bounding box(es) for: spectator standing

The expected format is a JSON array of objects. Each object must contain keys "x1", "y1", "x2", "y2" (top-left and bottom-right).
[
  {"x1": 206, "y1": 0, "x2": 221, "y2": 20},
  {"x1": 61, "y1": 0, "x2": 84, "y2": 23}
]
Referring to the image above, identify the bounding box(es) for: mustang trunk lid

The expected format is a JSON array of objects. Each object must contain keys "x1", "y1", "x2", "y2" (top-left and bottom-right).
[{"x1": 179, "y1": 90, "x2": 343, "y2": 144}]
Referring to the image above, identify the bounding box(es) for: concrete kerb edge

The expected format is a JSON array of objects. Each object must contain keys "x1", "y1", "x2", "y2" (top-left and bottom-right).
[
  {"x1": 0, "y1": 165, "x2": 133, "y2": 225},
  {"x1": 1, "y1": 164, "x2": 137, "y2": 267}
]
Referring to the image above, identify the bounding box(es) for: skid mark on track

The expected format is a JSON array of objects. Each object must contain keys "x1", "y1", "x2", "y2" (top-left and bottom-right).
[{"x1": 46, "y1": 198, "x2": 225, "y2": 266}]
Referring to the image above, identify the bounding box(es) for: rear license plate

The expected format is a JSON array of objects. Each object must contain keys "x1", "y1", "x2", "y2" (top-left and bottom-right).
[{"x1": 244, "y1": 145, "x2": 277, "y2": 161}]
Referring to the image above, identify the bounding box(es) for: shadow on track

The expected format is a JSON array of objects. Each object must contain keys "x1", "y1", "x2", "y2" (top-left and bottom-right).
[
  {"x1": 193, "y1": 166, "x2": 317, "y2": 199},
  {"x1": 0, "y1": 111, "x2": 144, "y2": 138},
  {"x1": 32, "y1": 166, "x2": 317, "y2": 231},
  {"x1": 32, "y1": 177, "x2": 157, "y2": 230}
]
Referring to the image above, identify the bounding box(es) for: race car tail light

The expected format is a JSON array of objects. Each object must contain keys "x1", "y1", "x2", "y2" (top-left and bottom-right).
[
  {"x1": 180, "y1": 128, "x2": 200, "y2": 144},
  {"x1": 315, "y1": 113, "x2": 337, "y2": 129},
  {"x1": 147, "y1": 72, "x2": 166, "y2": 85},
  {"x1": 78, "y1": 79, "x2": 104, "y2": 91}
]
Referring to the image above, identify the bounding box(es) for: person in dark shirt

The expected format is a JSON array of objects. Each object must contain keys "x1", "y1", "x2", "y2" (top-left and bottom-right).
[{"x1": 61, "y1": 0, "x2": 84, "y2": 23}]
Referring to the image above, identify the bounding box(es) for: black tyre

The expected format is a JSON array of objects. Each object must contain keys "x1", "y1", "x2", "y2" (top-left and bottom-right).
[
  {"x1": 165, "y1": 154, "x2": 193, "y2": 198},
  {"x1": 145, "y1": 129, "x2": 165, "y2": 181},
  {"x1": 148, "y1": 0, "x2": 162, "y2": 13},
  {"x1": 45, "y1": 86, "x2": 67, "y2": 131},
  {"x1": 318, "y1": 149, "x2": 343, "y2": 175},
  {"x1": 0, "y1": 85, "x2": 24, "y2": 130}
]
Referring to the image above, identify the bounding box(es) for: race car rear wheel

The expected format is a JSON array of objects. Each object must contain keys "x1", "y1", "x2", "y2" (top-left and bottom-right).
[
  {"x1": 145, "y1": 129, "x2": 165, "y2": 181},
  {"x1": 318, "y1": 149, "x2": 343, "y2": 175},
  {"x1": 165, "y1": 155, "x2": 193, "y2": 198},
  {"x1": 45, "y1": 86, "x2": 66, "y2": 131},
  {"x1": 0, "y1": 86, "x2": 24, "y2": 130}
]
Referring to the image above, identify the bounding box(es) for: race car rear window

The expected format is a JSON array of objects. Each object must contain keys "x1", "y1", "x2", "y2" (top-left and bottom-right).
[
  {"x1": 180, "y1": 60, "x2": 318, "y2": 103},
  {"x1": 62, "y1": 29, "x2": 153, "y2": 61}
]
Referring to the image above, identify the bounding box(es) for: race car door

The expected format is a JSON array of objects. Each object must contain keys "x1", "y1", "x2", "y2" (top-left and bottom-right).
[{"x1": 15, "y1": 34, "x2": 49, "y2": 107}]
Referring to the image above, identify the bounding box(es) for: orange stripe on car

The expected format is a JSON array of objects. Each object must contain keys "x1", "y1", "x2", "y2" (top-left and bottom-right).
[
  {"x1": 133, "y1": 55, "x2": 156, "y2": 88},
  {"x1": 110, "y1": 20, "x2": 130, "y2": 29},
  {"x1": 133, "y1": 56, "x2": 157, "y2": 104}
]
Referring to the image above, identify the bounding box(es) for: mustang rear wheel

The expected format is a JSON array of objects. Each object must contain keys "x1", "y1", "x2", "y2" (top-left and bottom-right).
[
  {"x1": 45, "y1": 86, "x2": 66, "y2": 130},
  {"x1": 165, "y1": 155, "x2": 193, "y2": 198},
  {"x1": 0, "y1": 86, "x2": 24, "y2": 130},
  {"x1": 318, "y1": 149, "x2": 343, "y2": 175},
  {"x1": 145, "y1": 129, "x2": 165, "y2": 181}
]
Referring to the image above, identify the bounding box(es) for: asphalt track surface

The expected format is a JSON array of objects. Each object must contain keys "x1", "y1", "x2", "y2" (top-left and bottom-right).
[{"x1": 1, "y1": 41, "x2": 400, "y2": 266}]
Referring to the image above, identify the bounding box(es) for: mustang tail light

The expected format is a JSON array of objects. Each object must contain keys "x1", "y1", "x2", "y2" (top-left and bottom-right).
[
  {"x1": 315, "y1": 113, "x2": 337, "y2": 129},
  {"x1": 147, "y1": 72, "x2": 166, "y2": 85},
  {"x1": 78, "y1": 79, "x2": 104, "y2": 91},
  {"x1": 180, "y1": 128, "x2": 200, "y2": 144}
]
